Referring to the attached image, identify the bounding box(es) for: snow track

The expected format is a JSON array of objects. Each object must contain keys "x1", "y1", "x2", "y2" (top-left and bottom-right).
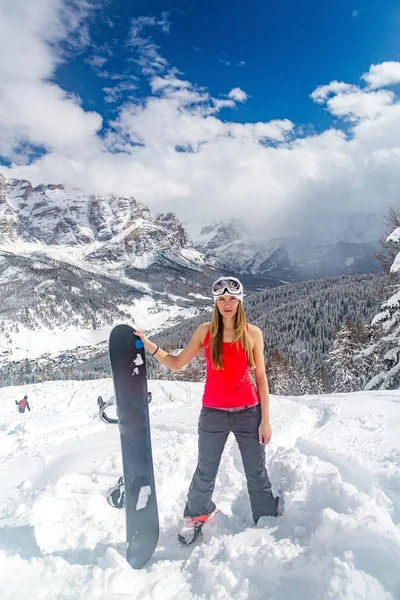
[{"x1": 1, "y1": 381, "x2": 400, "y2": 599}]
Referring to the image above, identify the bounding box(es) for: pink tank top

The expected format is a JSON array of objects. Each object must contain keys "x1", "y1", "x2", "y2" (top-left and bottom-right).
[{"x1": 202, "y1": 329, "x2": 259, "y2": 409}]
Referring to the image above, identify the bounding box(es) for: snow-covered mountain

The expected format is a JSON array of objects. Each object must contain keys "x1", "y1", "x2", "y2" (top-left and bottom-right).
[
  {"x1": 0, "y1": 173, "x2": 207, "y2": 273},
  {"x1": 0, "y1": 172, "x2": 384, "y2": 369},
  {"x1": 0, "y1": 174, "x2": 222, "y2": 363},
  {"x1": 194, "y1": 217, "x2": 382, "y2": 281},
  {"x1": 0, "y1": 175, "x2": 283, "y2": 366}
]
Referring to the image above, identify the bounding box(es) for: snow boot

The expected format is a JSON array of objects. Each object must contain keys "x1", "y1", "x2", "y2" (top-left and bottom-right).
[{"x1": 178, "y1": 502, "x2": 216, "y2": 545}]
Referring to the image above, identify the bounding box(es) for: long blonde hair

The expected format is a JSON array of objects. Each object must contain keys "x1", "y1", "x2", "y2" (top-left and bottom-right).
[{"x1": 208, "y1": 302, "x2": 255, "y2": 370}]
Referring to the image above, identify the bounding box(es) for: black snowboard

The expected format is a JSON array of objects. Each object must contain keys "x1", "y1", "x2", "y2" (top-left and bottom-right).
[{"x1": 109, "y1": 324, "x2": 159, "y2": 569}]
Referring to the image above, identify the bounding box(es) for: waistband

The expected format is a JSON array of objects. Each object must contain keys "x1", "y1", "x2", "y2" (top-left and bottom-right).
[{"x1": 203, "y1": 401, "x2": 260, "y2": 413}]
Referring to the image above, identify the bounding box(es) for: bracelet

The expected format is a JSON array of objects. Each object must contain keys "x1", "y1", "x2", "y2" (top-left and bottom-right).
[{"x1": 151, "y1": 345, "x2": 159, "y2": 356}]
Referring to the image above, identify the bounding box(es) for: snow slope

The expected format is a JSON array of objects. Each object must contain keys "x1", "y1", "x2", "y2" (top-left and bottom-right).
[
  {"x1": 1, "y1": 381, "x2": 400, "y2": 599},
  {"x1": 0, "y1": 295, "x2": 198, "y2": 363}
]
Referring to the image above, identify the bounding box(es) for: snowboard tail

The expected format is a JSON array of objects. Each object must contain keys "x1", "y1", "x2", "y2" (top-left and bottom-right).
[{"x1": 109, "y1": 324, "x2": 159, "y2": 569}]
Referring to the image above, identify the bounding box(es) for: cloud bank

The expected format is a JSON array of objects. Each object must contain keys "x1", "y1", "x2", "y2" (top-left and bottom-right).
[{"x1": 1, "y1": 1, "x2": 399, "y2": 237}]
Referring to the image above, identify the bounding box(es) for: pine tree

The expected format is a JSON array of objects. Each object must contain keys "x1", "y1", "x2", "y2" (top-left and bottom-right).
[
  {"x1": 286, "y1": 361, "x2": 328, "y2": 395},
  {"x1": 291, "y1": 362, "x2": 313, "y2": 395},
  {"x1": 308, "y1": 363, "x2": 331, "y2": 395},
  {"x1": 329, "y1": 319, "x2": 372, "y2": 392},
  {"x1": 366, "y1": 224, "x2": 400, "y2": 390},
  {"x1": 266, "y1": 349, "x2": 291, "y2": 395},
  {"x1": 375, "y1": 207, "x2": 400, "y2": 274}
]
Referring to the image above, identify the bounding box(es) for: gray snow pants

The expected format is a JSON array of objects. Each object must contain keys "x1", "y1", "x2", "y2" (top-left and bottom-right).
[{"x1": 184, "y1": 404, "x2": 278, "y2": 524}]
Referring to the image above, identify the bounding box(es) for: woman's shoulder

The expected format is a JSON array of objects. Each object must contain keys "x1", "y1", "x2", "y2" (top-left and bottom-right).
[
  {"x1": 246, "y1": 323, "x2": 263, "y2": 338},
  {"x1": 195, "y1": 322, "x2": 211, "y2": 343}
]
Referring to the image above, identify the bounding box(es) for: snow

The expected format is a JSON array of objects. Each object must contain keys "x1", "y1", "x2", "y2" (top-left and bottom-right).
[
  {"x1": 188, "y1": 292, "x2": 211, "y2": 300},
  {"x1": 117, "y1": 296, "x2": 198, "y2": 333},
  {"x1": 383, "y1": 288, "x2": 400, "y2": 309},
  {"x1": 372, "y1": 309, "x2": 391, "y2": 327},
  {"x1": 0, "y1": 240, "x2": 152, "y2": 292},
  {"x1": 0, "y1": 323, "x2": 107, "y2": 362},
  {"x1": 130, "y1": 253, "x2": 154, "y2": 269},
  {"x1": 0, "y1": 297, "x2": 198, "y2": 363},
  {"x1": 387, "y1": 227, "x2": 400, "y2": 244},
  {"x1": 1, "y1": 380, "x2": 400, "y2": 599},
  {"x1": 180, "y1": 247, "x2": 205, "y2": 265},
  {"x1": 390, "y1": 251, "x2": 400, "y2": 274}
]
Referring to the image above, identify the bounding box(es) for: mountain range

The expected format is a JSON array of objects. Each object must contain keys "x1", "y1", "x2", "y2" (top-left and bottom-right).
[
  {"x1": 193, "y1": 216, "x2": 382, "y2": 281},
  {"x1": 0, "y1": 173, "x2": 383, "y2": 370}
]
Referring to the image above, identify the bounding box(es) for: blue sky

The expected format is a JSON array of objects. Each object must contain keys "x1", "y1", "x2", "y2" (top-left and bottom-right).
[
  {"x1": 1, "y1": 0, "x2": 400, "y2": 232},
  {"x1": 55, "y1": 0, "x2": 400, "y2": 132}
]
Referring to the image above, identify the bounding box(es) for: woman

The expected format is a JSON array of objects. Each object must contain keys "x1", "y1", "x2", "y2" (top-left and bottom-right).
[{"x1": 109, "y1": 276, "x2": 280, "y2": 544}]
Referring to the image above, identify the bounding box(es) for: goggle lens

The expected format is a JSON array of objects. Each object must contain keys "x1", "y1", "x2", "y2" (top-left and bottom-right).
[{"x1": 212, "y1": 278, "x2": 242, "y2": 294}]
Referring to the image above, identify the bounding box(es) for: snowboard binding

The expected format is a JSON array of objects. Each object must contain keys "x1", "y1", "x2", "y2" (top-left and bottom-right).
[
  {"x1": 107, "y1": 476, "x2": 125, "y2": 509},
  {"x1": 98, "y1": 393, "x2": 152, "y2": 425}
]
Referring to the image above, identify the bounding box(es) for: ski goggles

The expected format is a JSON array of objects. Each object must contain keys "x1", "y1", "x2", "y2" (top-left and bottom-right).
[{"x1": 212, "y1": 277, "x2": 243, "y2": 302}]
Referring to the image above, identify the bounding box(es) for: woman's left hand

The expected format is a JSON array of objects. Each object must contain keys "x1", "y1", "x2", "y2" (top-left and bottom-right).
[{"x1": 258, "y1": 421, "x2": 272, "y2": 445}]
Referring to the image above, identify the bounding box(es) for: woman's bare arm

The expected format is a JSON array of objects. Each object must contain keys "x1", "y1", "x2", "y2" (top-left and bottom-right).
[
  {"x1": 250, "y1": 325, "x2": 271, "y2": 424},
  {"x1": 134, "y1": 323, "x2": 208, "y2": 371}
]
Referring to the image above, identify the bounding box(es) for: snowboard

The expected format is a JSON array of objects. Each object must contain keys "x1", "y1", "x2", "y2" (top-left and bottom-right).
[{"x1": 109, "y1": 324, "x2": 159, "y2": 569}]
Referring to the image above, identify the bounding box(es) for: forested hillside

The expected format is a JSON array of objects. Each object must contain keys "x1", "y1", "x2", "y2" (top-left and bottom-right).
[
  {"x1": 149, "y1": 272, "x2": 389, "y2": 392},
  {"x1": 1, "y1": 272, "x2": 389, "y2": 394}
]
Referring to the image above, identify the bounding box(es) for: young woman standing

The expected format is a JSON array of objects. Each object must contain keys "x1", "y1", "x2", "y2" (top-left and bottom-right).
[{"x1": 132, "y1": 276, "x2": 280, "y2": 543}]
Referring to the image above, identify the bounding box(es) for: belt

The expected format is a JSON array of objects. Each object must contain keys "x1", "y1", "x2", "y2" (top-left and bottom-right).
[{"x1": 205, "y1": 401, "x2": 260, "y2": 413}]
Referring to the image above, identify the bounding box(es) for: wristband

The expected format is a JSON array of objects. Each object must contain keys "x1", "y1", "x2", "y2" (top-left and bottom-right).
[{"x1": 151, "y1": 346, "x2": 159, "y2": 356}]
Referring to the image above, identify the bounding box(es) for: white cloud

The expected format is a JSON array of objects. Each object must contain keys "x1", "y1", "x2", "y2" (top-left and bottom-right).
[
  {"x1": 228, "y1": 87, "x2": 248, "y2": 102},
  {"x1": 311, "y1": 75, "x2": 397, "y2": 121},
  {"x1": 87, "y1": 55, "x2": 108, "y2": 69},
  {"x1": 103, "y1": 81, "x2": 138, "y2": 104},
  {"x1": 324, "y1": 89, "x2": 395, "y2": 121},
  {"x1": 128, "y1": 12, "x2": 171, "y2": 75},
  {"x1": 213, "y1": 99, "x2": 236, "y2": 110},
  {"x1": 151, "y1": 72, "x2": 191, "y2": 93},
  {"x1": 0, "y1": 82, "x2": 102, "y2": 153},
  {"x1": 228, "y1": 120, "x2": 293, "y2": 142},
  {"x1": 311, "y1": 81, "x2": 359, "y2": 104},
  {"x1": 0, "y1": 0, "x2": 102, "y2": 161},
  {"x1": 1, "y1": 1, "x2": 400, "y2": 237},
  {"x1": 362, "y1": 62, "x2": 400, "y2": 89}
]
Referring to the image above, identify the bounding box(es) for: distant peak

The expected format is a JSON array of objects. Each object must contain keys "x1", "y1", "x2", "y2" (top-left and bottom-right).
[{"x1": 33, "y1": 183, "x2": 65, "y2": 193}]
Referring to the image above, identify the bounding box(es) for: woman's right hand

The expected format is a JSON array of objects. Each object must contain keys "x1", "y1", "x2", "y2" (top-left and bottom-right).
[{"x1": 133, "y1": 328, "x2": 151, "y2": 348}]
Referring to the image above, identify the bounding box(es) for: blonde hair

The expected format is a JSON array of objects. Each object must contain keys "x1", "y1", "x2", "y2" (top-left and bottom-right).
[{"x1": 208, "y1": 302, "x2": 255, "y2": 370}]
